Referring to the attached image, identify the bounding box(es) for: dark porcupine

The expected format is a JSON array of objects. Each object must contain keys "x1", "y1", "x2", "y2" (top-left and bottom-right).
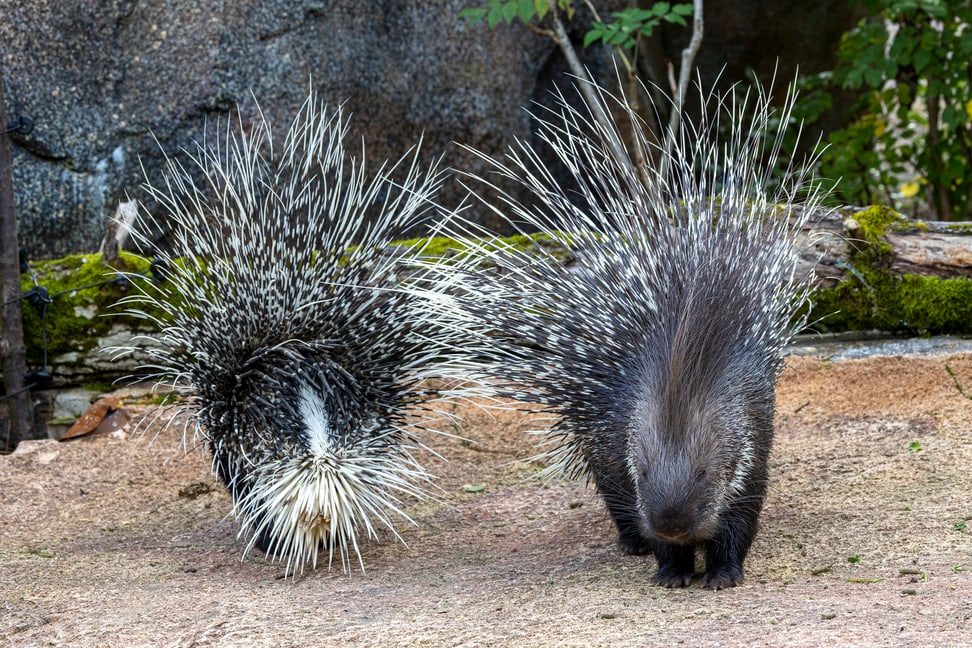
[
  {"x1": 117, "y1": 93, "x2": 480, "y2": 574},
  {"x1": 434, "y1": 80, "x2": 824, "y2": 589}
]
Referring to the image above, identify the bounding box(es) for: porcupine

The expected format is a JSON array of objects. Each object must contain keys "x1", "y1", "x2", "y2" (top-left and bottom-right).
[
  {"x1": 434, "y1": 79, "x2": 823, "y2": 589},
  {"x1": 119, "y1": 93, "x2": 478, "y2": 573}
]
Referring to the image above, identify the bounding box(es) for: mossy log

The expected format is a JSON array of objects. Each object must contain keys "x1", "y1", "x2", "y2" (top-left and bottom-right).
[
  {"x1": 802, "y1": 206, "x2": 972, "y2": 334},
  {"x1": 7, "y1": 206, "x2": 972, "y2": 387}
]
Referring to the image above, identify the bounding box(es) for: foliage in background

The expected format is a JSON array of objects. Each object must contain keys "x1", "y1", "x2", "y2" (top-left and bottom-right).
[
  {"x1": 459, "y1": 0, "x2": 697, "y2": 179},
  {"x1": 583, "y1": 3, "x2": 693, "y2": 50},
  {"x1": 794, "y1": 0, "x2": 972, "y2": 220},
  {"x1": 459, "y1": 1, "x2": 692, "y2": 44},
  {"x1": 459, "y1": 1, "x2": 693, "y2": 86},
  {"x1": 458, "y1": 0, "x2": 574, "y2": 28}
]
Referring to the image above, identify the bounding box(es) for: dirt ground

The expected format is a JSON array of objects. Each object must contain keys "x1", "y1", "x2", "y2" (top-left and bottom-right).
[{"x1": 2, "y1": 348, "x2": 971, "y2": 647}]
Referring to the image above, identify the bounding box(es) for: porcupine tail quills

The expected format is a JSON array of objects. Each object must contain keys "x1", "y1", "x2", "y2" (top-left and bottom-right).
[
  {"x1": 115, "y1": 91, "x2": 482, "y2": 574},
  {"x1": 432, "y1": 76, "x2": 827, "y2": 588}
]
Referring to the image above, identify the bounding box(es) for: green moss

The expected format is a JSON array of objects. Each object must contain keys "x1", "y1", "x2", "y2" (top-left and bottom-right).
[
  {"x1": 808, "y1": 205, "x2": 972, "y2": 335},
  {"x1": 848, "y1": 204, "x2": 906, "y2": 261},
  {"x1": 392, "y1": 231, "x2": 563, "y2": 256},
  {"x1": 19, "y1": 252, "x2": 161, "y2": 365},
  {"x1": 390, "y1": 235, "x2": 473, "y2": 258},
  {"x1": 944, "y1": 222, "x2": 972, "y2": 234}
]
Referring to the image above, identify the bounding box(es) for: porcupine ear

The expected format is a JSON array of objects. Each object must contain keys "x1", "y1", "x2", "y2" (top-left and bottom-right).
[{"x1": 111, "y1": 89, "x2": 494, "y2": 574}]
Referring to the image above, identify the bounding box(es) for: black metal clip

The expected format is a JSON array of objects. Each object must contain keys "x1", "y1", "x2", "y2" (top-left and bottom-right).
[
  {"x1": 149, "y1": 258, "x2": 169, "y2": 283},
  {"x1": 4, "y1": 115, "x2": 34, "y2": 135},
  {"x1": 23, "y1": 286, "x2": 51, "y2": 309}
]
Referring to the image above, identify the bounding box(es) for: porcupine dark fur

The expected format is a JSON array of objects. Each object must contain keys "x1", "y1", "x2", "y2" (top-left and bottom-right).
[
  {"x1": 117, "y1": 92, "x2": 480, "y2": 574},
  {"x1": 435, "y1": 79, "x2": 823, "y2": 589}
]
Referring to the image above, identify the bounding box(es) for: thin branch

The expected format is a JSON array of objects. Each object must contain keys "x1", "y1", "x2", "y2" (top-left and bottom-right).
[
  {"x1": 926, "y1": 88, "x2": 951, "y2": 218},
  {"x1": 661, "y1": 0, "x2": 703, "y2": 178},
  {"x1": 548, "y1": 1, "x2": 634, "y2": 176},
  {"x1": 525, "y1": 22, "x2": 556, "y2": 39}
]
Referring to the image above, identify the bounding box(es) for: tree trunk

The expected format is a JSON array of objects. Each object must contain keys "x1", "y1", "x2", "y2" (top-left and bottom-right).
[{"x1": 0, "y1": 64, "x2": 34, "y2": 452}]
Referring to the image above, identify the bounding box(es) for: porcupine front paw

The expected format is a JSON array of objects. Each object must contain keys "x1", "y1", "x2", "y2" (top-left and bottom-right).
[
  {"x1": 699, "y1": 563, "x2": 743, "y2": 590},
  {"x1": 700, "y1": 511, "x2": 755, "y2": 589},
  {"x1": 617, "y1": 526, "x2": 653, "y2": 555},
  {"x1": 652, "y1": 543, "x2": 695, "y2": 588}
]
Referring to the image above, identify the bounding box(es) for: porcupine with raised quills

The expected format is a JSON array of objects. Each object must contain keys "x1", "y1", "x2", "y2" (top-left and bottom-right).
[
  {"x1": 435, "y1": 80, "x2": 824, "y2": 589},
  {"x1": 119, "y1": 93, "x2": 479, "y2": 573}
]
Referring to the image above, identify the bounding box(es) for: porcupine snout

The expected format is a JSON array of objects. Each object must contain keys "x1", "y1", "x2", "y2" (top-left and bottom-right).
[
  {"x1": 649, "y1": 503, "x2": 695, "y2": 543},
  {"x1": 632, "y1": 437, "x2": 723, "y2": 545}
]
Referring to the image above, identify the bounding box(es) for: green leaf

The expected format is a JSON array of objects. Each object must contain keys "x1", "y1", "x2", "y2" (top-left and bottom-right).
[
  {"x1": 501, "y1": 0, "x2": 518, "y2": 23},
  {"x1": 639, "y1": 17, "x2": 662, "y2": 36},
  {"x1": 458, "y1": 7, "x2": 488, "y2": 23},
  {"x1": 517, "y1": 0, "x2": 535, "y2": 23},
  {"x1": 652, "y1": 1, "x2": 671, "y2": 14},
  {"x1": 608, "y1": 31, "x2": 631, "y2": 47},
  {"x1": 863, "y1": 67, "x2": 884, "y2": 88},
  {"x1": 583, "y1": 25, "x2": 604, "y2": 48},
  {"x1": 913, "y1": 47, "x2": 932, "y2": 73},
  {"x1": 486, "y1": 8, "x2": 502, "y2": 28},
  {"x1": 673, "y1": 3, "x2": 693, "y2": 15},
  {"x1": 628, "y1": 9, "x2": 654, "y2": 22}
]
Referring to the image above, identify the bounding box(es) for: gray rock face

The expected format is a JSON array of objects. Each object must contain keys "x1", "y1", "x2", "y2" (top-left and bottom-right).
[
  {"x1": 2, "y1": 0, "x2": 574, "y2": 259},
  {"x1": 2, "y1": 1, "x2": 855, "y2": 260}
]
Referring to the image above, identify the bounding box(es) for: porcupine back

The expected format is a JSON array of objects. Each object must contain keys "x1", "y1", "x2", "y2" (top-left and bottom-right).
[
  {"x1": 117, "y1": 92, "x2": 478, "y2": 573},
  {"x1": 436, "y1": 79, "x2": 823, "y2": 588}
]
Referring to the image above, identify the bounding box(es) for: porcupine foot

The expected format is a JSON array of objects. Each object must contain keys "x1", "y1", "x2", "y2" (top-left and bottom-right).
[
  {"x1": 652, "y1": 542, "x2": 696, "y2": 588},
  {"x1": 698, "y1": 508, "x2": 759, "y2": 589},
  {"x1": 698, "y1": 561, "x2": 743, "y2": 590}
]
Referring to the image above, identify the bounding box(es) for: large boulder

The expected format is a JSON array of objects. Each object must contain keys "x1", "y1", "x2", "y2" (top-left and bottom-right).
[
  {"x1": 2, "y1": 0, "x2": 582, "y2": 258},
  {"x1": 2, "y1": 0, "x2": 859, "y2": 260}
]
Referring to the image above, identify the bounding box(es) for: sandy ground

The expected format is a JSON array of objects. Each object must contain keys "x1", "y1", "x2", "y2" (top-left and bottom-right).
[{"x1": 1, "y1": 350, "x2": 971, "y2": 647}]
